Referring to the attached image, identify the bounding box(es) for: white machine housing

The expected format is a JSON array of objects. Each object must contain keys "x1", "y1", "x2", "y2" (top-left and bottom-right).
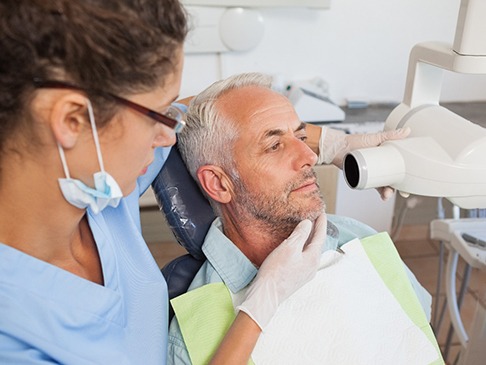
[
  {"x1": 343, "y1": 0, "x2": 486, "y2": 209},
  {"x1": 286, "y1": 78, "x2": 346, "y2": 123}
]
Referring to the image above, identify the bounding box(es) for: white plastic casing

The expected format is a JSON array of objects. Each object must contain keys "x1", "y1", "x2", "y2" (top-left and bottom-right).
[{"x1": 344, "y1": 105, "x2": 486, "y2": 209}]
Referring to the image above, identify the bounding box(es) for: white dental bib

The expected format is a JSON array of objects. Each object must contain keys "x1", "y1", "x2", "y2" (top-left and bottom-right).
[{"x1": 233, "y1": 238, "x2": 440, "y2": 364}]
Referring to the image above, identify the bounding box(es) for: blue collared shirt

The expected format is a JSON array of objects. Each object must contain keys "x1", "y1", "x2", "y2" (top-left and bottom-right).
[{"x1": 167, "y1": 215, "x2": 431, "y2": 364}]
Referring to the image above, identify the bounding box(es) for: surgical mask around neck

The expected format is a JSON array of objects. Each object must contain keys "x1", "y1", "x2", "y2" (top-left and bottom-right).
[{"x1": 57, "y1": 100, "x2": 123, "y2": 214}]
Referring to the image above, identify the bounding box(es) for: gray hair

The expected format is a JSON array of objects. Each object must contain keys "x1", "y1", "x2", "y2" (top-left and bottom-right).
[{"x1": 177, "y1": 72, "x2": 272, "y2": 212}]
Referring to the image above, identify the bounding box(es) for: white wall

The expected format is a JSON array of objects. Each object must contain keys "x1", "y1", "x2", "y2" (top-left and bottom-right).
[{"x1": 180, "y1": 0, "x2": 486, "y2": 105}]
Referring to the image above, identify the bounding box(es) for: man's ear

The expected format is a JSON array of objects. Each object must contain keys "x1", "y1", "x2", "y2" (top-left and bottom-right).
[
  {"x1": 48, "y1": 93, "x2": 90, "y2": 149},
  {"x1": 197, "y1": 165, "x2": 233, "y2": 204}
]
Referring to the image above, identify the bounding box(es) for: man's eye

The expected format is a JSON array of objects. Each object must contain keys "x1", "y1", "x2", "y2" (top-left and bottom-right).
[
  {"x1": 299, "y1": 136, "x2": 308, "y2": 142},
  {"x1": 268, "y1": 142, "x2": 281, "y2": 152}
]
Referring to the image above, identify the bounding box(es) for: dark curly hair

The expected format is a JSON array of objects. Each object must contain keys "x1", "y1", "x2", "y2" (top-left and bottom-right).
[{"x1": 0, "y1": 0, "x2": 187, "y2": 154}]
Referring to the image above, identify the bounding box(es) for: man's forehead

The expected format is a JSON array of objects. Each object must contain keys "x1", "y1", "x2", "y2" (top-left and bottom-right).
[
  {"x1": 220, "y1": 86, "x2": 300, "y2": 126},
  {"x1": 217, "y1": 86, "x2": 269, "y2": 115}
]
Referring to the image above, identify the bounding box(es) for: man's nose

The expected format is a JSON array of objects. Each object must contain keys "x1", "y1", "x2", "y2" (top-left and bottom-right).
[{"x1": 292, "y1": 138, "x2": 318, "y2": 169}]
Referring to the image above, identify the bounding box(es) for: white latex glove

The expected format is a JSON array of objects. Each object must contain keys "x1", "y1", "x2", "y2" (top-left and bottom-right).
[
  {"x1": 237, "y1": 213, "x2": 327, "y2": 331},
  {"x1": 317, "y1": 126, "x2": 411, "y2": 200}
]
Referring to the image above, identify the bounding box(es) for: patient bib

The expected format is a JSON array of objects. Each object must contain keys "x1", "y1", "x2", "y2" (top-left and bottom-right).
[{"x1": 172, "y1": 232, "x2": 443, "y2": 365}]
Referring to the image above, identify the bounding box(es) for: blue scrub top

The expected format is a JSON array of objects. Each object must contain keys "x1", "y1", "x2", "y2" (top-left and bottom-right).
[{"x1": 0, "y1": 147, "x2": 172, "y2": 364}]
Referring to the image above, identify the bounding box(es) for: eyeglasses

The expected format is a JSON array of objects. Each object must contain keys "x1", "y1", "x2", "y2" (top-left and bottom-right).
[{"x1": 32, "y1": 78, "x2": 185, "y2": 133}]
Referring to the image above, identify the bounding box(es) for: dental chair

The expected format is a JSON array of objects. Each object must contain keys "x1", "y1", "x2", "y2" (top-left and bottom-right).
[{"x1": 151, "y1": 143, "x2": 215, "y2": 321}]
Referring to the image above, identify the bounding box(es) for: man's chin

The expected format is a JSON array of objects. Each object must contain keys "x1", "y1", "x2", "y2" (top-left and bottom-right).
[
  {"x1": 286, "y1": 207, "x2": 324, "y2": 224},
  {"x1": 299, "y1": 208, "x2": 323, "y2": 222},
  {"x1": 291, "y1": 197, "x2": 325, "y2": 221}
]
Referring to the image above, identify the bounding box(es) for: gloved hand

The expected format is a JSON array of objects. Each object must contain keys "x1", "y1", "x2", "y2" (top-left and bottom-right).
[
  {"x1": 237, "y1": 212, "x2": 327, "y2": 330},
  {"x1": 317, "y1": 126, "x2": 411, "y2": 200}
]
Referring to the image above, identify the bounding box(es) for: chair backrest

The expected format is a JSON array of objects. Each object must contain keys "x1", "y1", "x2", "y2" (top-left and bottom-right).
[{"x1": 152, "y1": 143, "x2": 216, "y2": 320}]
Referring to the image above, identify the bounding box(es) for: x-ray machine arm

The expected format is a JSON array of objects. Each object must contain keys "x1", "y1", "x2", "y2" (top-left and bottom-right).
[{"x1": 343, "y1": 0, "x2": 486, "y2": 209}]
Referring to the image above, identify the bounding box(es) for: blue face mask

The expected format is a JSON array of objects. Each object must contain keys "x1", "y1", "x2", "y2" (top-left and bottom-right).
[{"x1": 57, "y1": 100, "x2": 123, "y2": 214}]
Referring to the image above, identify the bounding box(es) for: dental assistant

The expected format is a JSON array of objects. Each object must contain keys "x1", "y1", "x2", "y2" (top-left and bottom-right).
[
  {"x1": 0, "y1": 1, "x2": 327, "y2": 364},
  {"x1": 0, "y1": 1, "x2": 409, "y2": 364}
]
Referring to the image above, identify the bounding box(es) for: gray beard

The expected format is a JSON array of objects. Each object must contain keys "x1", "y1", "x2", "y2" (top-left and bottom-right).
[{"x1": 230, "y1": 168, "x2": 325, "y2": 242}]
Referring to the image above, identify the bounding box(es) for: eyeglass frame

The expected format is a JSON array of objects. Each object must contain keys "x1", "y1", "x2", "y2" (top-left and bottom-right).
[{"x1": 32, "y1": 78, "x2": 186, "y2": 133}]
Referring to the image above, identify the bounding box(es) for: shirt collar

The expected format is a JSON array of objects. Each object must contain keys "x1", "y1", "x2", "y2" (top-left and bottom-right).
[
  {"x1": 200, "y1": 218, "x2": 344, "y2": 293},
  {"x1": 202, "y1": 218, "x2": 257, "y2": 293}
]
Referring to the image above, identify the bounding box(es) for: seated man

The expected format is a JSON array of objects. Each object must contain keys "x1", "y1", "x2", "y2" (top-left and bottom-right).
[{"x1": 168, "y1": 73, "x2": 442, "y2": 365}]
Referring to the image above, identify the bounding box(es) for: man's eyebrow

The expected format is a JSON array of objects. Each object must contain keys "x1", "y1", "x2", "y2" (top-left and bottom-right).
[
  {"x1": 295, "y1": 122, "x2": 306, "y2": 132},
  {"x1": 262, "y1": 122, "x2": 306, "y2": 140}
]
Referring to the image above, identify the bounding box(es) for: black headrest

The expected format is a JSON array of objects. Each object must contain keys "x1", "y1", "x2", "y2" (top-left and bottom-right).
[{"x1": 151, "y1": 144, "x2": 215, "y2": 260}]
